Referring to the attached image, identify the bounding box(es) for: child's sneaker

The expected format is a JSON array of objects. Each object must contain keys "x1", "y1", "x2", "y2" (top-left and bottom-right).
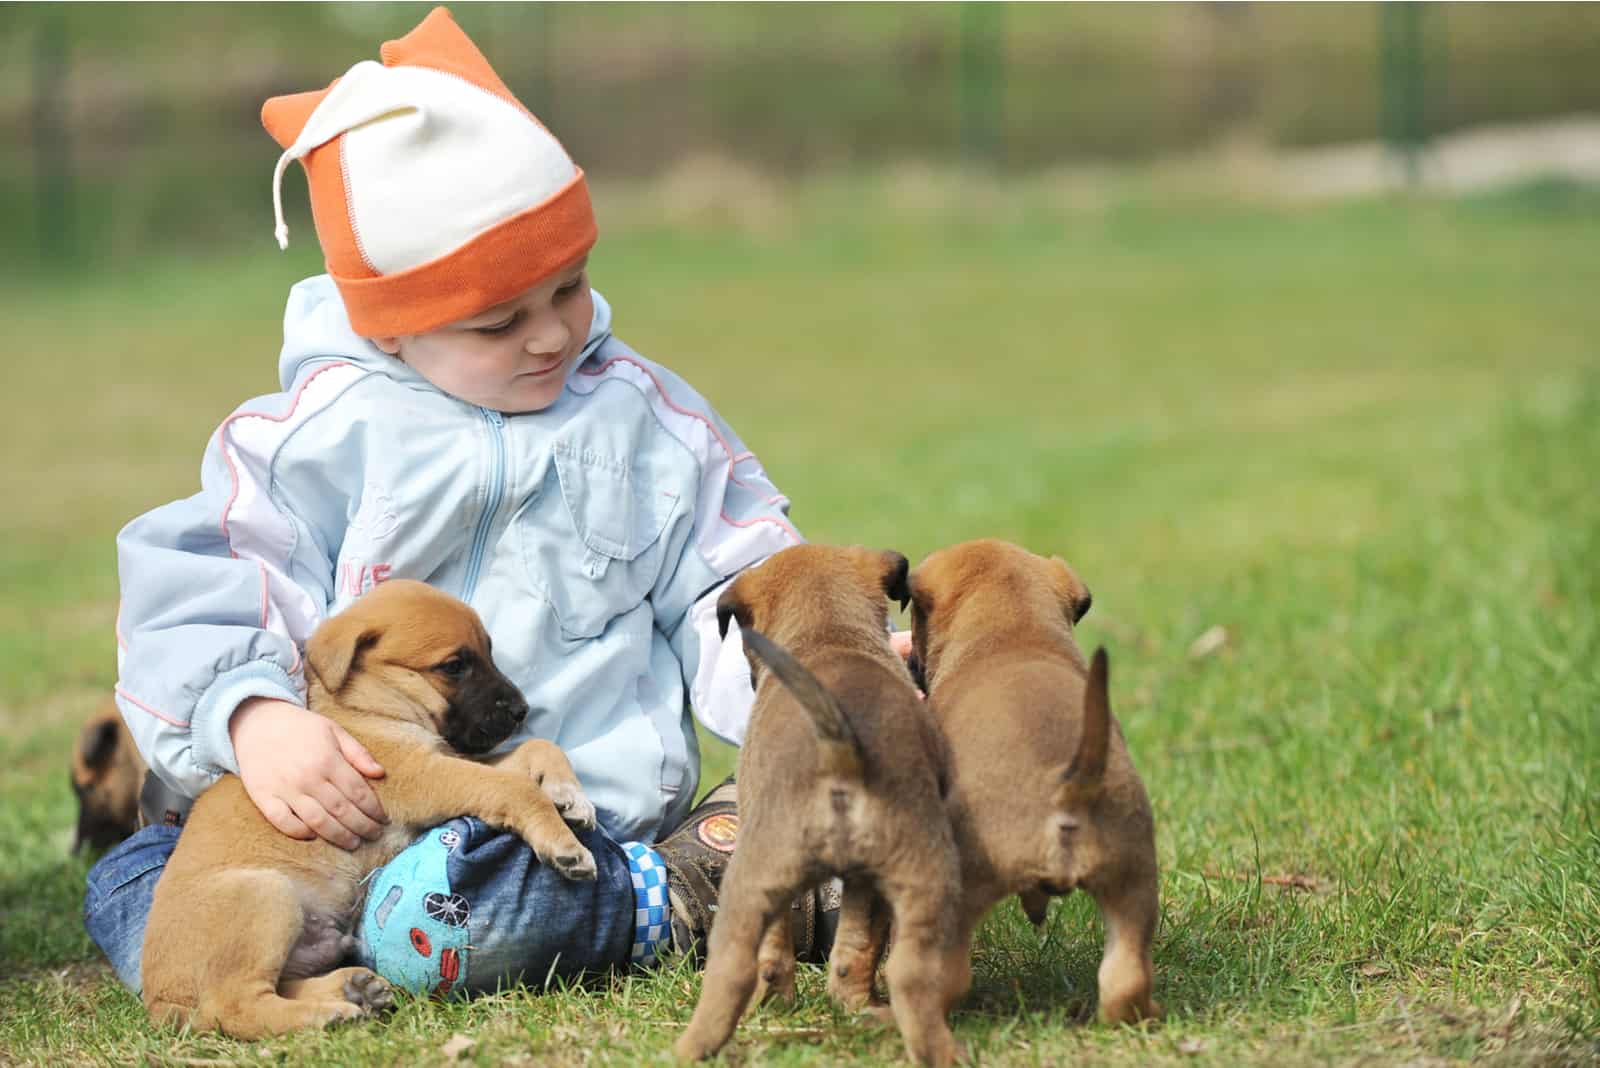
[{"x1": 654, "y1": 776, "x2": 840, "y2": 962}]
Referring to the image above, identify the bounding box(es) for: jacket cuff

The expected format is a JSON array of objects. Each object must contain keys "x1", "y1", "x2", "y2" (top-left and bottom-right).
[{"x1": 191, "y1": 661, "x2": 304, "y2": 776}]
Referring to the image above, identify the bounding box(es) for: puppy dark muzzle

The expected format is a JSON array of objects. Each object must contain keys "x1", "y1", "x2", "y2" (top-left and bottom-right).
[{"x1": 443, "y1": 677, "x2": 530, "y2": 755}]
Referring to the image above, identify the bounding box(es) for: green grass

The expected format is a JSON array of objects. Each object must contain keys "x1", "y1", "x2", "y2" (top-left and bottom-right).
[{"x1": 2, "y1": 177, "x2": 1598, "y2": 1065}]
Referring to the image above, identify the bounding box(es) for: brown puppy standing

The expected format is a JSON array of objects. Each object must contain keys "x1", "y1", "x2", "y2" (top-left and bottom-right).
[
  {"x1": 71, "y1": 700, "x2": 146, "y2": 853},
  {"x1": 909, "y1": 539, "x2": 1160, "y2": 1025},
  {"x1": 141, "y1": 579, "x2": 598, "y2": 1038},
  {"x1": 675, "y1": 545, "x2": 969, "y2": 1068}
]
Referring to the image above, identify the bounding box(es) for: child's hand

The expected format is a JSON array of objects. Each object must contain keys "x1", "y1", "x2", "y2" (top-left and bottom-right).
[
  {"x1": 229, "y1": 697, "x2": 388, "y2": 850},
  {"x1": 888, "y1": 631, "x2": 926, "y2": 699}
]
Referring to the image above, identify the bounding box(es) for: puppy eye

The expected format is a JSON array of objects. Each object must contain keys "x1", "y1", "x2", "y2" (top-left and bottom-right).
[{"x1": 437, "y1": 657, "x2": 468, "y2": 678}]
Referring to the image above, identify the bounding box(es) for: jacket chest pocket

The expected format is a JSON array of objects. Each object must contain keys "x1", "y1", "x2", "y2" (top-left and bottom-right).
[{"x1": 520, "y1": 443, "x2": 679, "y2": 639}]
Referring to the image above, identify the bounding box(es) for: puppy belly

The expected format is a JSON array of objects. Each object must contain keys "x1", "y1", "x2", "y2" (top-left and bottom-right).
[{"x1": 281, "y1": 908, "x2": 358, "y2": 981}]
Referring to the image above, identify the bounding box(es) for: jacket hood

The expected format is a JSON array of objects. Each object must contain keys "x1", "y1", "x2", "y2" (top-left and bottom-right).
[{"x1": 277, "y1": 273, "x2": 614, "y2": 396}]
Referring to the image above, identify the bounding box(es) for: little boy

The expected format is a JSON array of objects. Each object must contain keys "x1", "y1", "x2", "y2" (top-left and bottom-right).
[{"x1": 86, "y1": 8, "x2": 834, "y2": 997}]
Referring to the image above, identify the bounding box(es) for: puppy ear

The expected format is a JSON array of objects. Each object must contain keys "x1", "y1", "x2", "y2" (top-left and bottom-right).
[
  {"x1": 306, "y1": 620, "x2": 379, "y2": 694},
  {"x1": 77, "y1": 717, "x2": 121, "y2": 773},
  {"x1": 907, "y1": 570, "x2": 934, "y2": 620},
  {"x1": 716, "y1": 581, "x2": 752, "y2": 640},
  {"x1": 879, "y1": 551, "x2": 911, "y2": 610},
  {"x1": 1050, "y1": 556, "x2": 1093, "y2": 623}
]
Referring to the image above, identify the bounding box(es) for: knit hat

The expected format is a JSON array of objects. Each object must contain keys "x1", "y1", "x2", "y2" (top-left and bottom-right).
[{"x1": 261, "y1": 7, "x2": 596, "y2": 338}]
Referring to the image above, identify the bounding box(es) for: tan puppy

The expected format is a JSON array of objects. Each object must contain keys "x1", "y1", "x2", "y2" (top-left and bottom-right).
[
  {"x1": 675, "y1": 545, "x2": 969, "y2": 1068},
  {"x1": 908, "y1": 539, "x2": 1160, "y2": 1025},
  {"x1": 141, "y1": 579, "x2": 598, "y2": 1038},
  {"x1": 71, "y1": 699, "x2": 146, "y2": 852}
]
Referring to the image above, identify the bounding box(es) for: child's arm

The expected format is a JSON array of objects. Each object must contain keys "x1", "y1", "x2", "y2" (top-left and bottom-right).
[
  {"x1": 640, "y1": 375, "x2": 803, "y2": 745},
  {"x1": 115, "y1": 366, "x2": 387, "y2": 848}
]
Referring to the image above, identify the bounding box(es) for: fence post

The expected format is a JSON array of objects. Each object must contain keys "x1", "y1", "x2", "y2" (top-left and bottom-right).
[
  {"x1": 959, "y1": 2, "x2": 1004, "y2": 169},
  {"x1": 1379, "y1": 3, "x2": 1427, "y2": 187},
  {"x1": 32, "y1": 10, "x2": 75, "y2": 266}
]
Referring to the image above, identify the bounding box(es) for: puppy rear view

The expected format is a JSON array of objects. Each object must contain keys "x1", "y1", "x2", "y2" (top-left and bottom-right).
[
  {"x1": 910, "y1": 539, "x2": 1161, "y2": 1026},
  {"x1": 675, "y1": 545, "x2": 968, "y2": 1068},
  {"x1": 141, "y1": 580, "x2": 598, "y2": 1038}
]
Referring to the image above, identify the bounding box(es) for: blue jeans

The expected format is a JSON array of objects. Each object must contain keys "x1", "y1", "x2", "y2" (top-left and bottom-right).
[{"x1": 85, "y1": 818, "x2": 636, "y2": 997}]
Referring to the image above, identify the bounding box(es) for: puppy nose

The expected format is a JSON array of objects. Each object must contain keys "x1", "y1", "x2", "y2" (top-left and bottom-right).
[{"x1": 497, "y1": 694, "x2": 528, "y2": 721}]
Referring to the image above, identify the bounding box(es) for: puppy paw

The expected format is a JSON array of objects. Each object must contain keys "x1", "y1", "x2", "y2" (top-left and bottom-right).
[
  {"x1": 673, "y1": 1033, "x2": 718, "y2": 1062},
  {"x1": 545, "y1": 780, "x2": 598, "y2": 831},
  {"x1": 343, "y1": 970, "x2": 395, "y2": 1015},
  {"x1": 546, "y1": 844, "x2": 598, "y2": 881}
]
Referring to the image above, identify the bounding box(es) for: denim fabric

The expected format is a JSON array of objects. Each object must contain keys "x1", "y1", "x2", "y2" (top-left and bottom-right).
[
  {"x1": 84, "y1": 819, "x2": 635, "y2": 998},
  {"x1": 354, "y1": 817, "x2": 635, "y2": 995},
  {"x1": 82, "y1": 824, "x2": 181, "y2": 992}
]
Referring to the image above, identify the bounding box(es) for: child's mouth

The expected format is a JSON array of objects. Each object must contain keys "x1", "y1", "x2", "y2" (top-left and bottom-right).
[{"x1": 519, "y1": 357, "x2": 565, "y2": 379}]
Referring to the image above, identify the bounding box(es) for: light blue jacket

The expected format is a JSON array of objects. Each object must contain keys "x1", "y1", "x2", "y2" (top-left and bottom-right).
[{"x1": 114, "y1": 275, "x2": 800, "y2": 842}]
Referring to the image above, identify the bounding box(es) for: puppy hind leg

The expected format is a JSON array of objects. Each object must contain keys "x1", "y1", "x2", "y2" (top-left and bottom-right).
[
  {"x1": 749, "y1": 910, "x2": 797, "y2": 1010},
  {"x1": 279, "y1": 967, "x2": 395, "y2": 1017},
  {"x1": 826, "y1": 879, "x2": 891, "y2": 1013},
  {"x1": 189, "y1": 873, "x2": 367, "y2": 1038},
  {"x1": 674, "y1": 860, "x2": 798, "y2": 1061},
  {"x1": 1090, "y1": 872, "x2": 1161, "y2": 1025},
  {"x1": 879, "y1": 874, "x2": 967, "y2": 1068}
]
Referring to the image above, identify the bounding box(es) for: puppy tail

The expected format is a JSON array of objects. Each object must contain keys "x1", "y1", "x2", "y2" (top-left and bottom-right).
[
  {"x1": 1056, "y1": 646, "x2": 1110, "y2": 807},
  {"x1": 740, "y1": 628, "x2": 865, "y2": 778}
]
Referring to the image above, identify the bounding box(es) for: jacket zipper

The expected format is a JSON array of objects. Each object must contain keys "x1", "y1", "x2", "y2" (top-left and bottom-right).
[{"x1": 461, "y1": 407, "x2": 506, "y2": 602}]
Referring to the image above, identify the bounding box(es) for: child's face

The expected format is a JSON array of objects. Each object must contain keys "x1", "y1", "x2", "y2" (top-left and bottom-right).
[{"x1": 372, "y1": 257, "x2": 593, "y2": 413}]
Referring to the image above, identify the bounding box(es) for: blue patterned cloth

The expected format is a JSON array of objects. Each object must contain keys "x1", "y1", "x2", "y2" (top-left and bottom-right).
[
  {"x1": 84, "y1": 817, "x2": 637, "y2": 998},
  {"x1": 360, "y1": 825, "x2": 475, "y2": 996},
  {"x1": 621, "y1": 841, "x2": 671, "y2": 967}
]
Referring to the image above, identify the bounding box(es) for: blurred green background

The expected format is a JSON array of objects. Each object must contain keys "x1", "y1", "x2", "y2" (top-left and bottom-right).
[
  {"x1": 7, "y1": 2, "x2": 1600, "y2": 268},
  {"x1": 3, "y1": 5, "x2": 1598, "y2": 1066}
]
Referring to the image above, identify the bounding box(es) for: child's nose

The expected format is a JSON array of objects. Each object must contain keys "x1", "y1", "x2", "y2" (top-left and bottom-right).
[{"x1": 522, "y1": 311, "x2": 569, "y2": 355}]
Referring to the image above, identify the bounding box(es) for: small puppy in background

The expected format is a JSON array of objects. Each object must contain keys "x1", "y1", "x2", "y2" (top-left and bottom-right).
[
  {"x1": 71, "y1": 700, "x2": 146, "y2": 853},
  {"x1": 675, "y1": 545, "x2": 969, "y2": 1068},
  {"x1": 141, "y1": 579, "x2": 598, "y2": 1039},
  {"x1": 909, "y1": 539, "x2": 1161, "y2": 1025}
]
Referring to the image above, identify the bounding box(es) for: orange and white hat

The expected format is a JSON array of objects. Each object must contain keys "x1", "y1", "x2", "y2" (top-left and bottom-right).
[{"x1": 262, "y1": 7, "x2": 596, "y2": 338}]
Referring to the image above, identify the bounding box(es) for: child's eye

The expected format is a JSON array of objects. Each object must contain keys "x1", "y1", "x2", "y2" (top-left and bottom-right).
[
  {"x1": 556, "y1": 277, "x2": 584, "y2": 298},
  {"x1": 475, "y1": 314, "x2": 519, "y2": 336}
]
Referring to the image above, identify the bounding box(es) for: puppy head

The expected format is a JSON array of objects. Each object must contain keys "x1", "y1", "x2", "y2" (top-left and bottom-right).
[
  {"x1": 306, "y1": 580, "x2": 528, "y2": 755},
  {"x1": 908, "y1": 539, "x2": 1092, "y2": 685},
  {"x1": 715, "y1": 545, "x2": 909, "y2": 671},
  {"x1": 70, "y1": 702, "x2": 144, "y2": 853}
]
